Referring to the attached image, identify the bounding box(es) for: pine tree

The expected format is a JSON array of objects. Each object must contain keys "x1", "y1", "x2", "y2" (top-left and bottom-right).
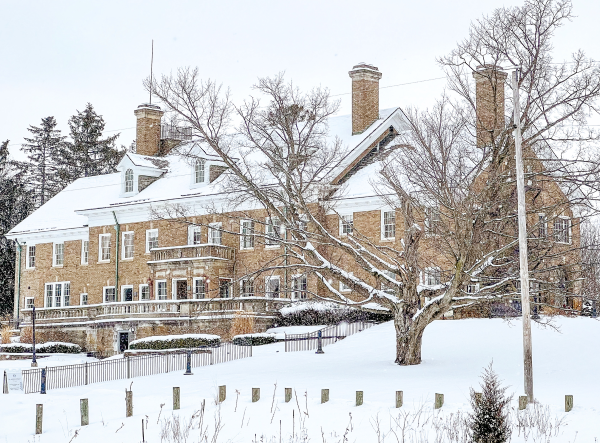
[
  {"x1": 21, "y1": 116, "x2": 66, "y2": 207},
  {"x1": 55, "y1": 103, "x2": 124, "y2": 183},
  {"x1": 0, "y1": 140, "x2": 34, "y2": 315},
  {"x1": 468, "y1": 363, "x2": 513, "y2": 443}
]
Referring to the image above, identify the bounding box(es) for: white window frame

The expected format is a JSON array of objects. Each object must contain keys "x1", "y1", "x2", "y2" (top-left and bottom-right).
[
  {"x1": 188, "y1": 225, "x2": 202, "y2": 245},
  {"x1": 124, "y1": 168, "x2": 135, "y2": 193},
  {"x1": 208, "y1": 222, "x2": 222, "y2": 245},
  {"x1": 466, "y1": 283, "x2": 479, "y2": 294},
  {"x1": 538, "y1": 213, "x2": 548, "y2": 239},
  {"x1": 340, "y1": 272, "x2": 353, "y2": 292},
  {"x1": 80, "y1": 293, "x2": 88, "y2": 306},
  {"x1": 240, "y1": 220, "x2": 255, "y2": 250},
  {"x1": 240, "y1": 278, "x2": 254, "y2": 297},
  {"x1": 44, "y1": 281, "x2": 71, "y2": 307},
  {"x1": 146, "y1": 229, "x2": 158, "y2": 253},
  {"x1": 423, "y1": 267, "x2": 441, "y2": 286},
  {"x1": 340, "y1": 214, "x2": 353, "y2": 236},
  {"x1": 53, "y1": 242, "x2": 64, "y2": 267},
  {"x1": 265, "y1": 275, "x2": 281, "y2": 298},
  {"x1": 192, "y1": 277, "x2": 206, "y2": 299},
  {"x1": 99, "y1": 233, "x2": 111, "y2": 262},
  {"x1": 425, "y1": 207, "x2": 441, "y2": 235},
  {"x1": 292, "y1": 274, "x2": 308, "y2": 299},
  {"x1": 554, "y1": 216, "x2": 572, "y2": 244},
  {"x1": 156, "y1": 280, "x2": 168, "y2": 300},
  {"x1": 121, "y1": 284, "x2": 134, "y2": 302},
  {"x1": 81, "y1": 240, "x2": 89, "y2": 265},
  {"x1": 103, "y1": 286, "x2": 116, "y2": 303},
  {"x1": 381, "y1": 210, "x2": 396, "y2": 240},
  {"x1": 265, "y1": 217, "x2": 282, "y2": 248},
  {"x1": 194, "y1": 159, "x2": 206, "y2": 184},
  {"x1": 25, "y1": 297, "x2": 34, "y2": 309},
  {"x1": 139, "y1": 284, "x2": 150, "y2": 300},
  {"x1": 121, "y1": 231, "x2": 134, "y2": 260},
  {"x1": 26, "y1": 245, "x2": 36, "y2": 269}
]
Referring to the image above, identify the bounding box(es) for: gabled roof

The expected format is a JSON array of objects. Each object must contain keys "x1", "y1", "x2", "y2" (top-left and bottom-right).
[{"x1": 118, "y1": 152, "x2": 169, "y2": 172}]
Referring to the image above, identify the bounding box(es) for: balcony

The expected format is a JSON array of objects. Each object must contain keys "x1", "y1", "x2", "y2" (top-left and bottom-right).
[{"x1": 148, "y1": 244, "x2": 235, "y2": 264}]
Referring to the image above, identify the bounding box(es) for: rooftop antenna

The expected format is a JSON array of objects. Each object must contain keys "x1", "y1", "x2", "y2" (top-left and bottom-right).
[{"x1": 149, "y1": 39, "x2": 154, "y2": 104}]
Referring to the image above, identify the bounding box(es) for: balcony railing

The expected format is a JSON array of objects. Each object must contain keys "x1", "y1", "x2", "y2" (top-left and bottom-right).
[
  {"x1": 148, "y1": 244, "x2": 235, "y2": 264},
  {"x1": 161, "y1": 124, "x2": 193, "y2": 141}
]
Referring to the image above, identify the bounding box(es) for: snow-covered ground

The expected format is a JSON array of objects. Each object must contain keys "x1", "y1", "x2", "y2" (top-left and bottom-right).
[{"x1": 1, "y1": 317, "x2": 598, "y2": 442}]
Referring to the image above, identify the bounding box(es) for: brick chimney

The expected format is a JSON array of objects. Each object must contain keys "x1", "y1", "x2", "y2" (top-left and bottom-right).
[
  {"x1": 134, "y1": 103, "x2": 164, "y2": 156},
  {"x1": 349, "y1": 63, "x2": 382, "y2": 135},
  {"x1": 472, "y1": 65, "x2": 508, "y2": 148}
]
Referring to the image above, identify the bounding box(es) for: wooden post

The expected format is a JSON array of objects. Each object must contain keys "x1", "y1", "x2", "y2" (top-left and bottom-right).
[
  {"x1": 127, "y1": 356, "x2": 131, "y2": 379},
  {"x1": 285, "y1": 388, "x2": 292, "y2": 403},
  {"x1": 2, "y1": 371, "x2": 7, "y2": 394},
  {"x1": 396, "y1": 391, "x2": 403, "y2": 408},
  {"x1": 356, "y1": 391, "x2": 363, "y2": 406},
  {"x1": 80, "y1": 399, "x2": 89, "y2": 426},
  {"x1": 434, "y1": 393, "x2": 444, "y2": 409},
  {"x1": 252, "y1": 388, "x2": 260, "y2": 403},
  {"x1": 126, "y1": 389, "x2": 133, "y2": 417},
  {"x1": 321, "y1": 389, "x2": 329, "y2": 404},
  {"x1": 518, "y1": 395, "x2": 528, "y2": 410},
  {"x1": 35, "y1": 404, "x2": 43, "y2": 434},
  {"x1": 565, "y1": 395, "x2": 573, "y2": 412},
  {"x1": 173, "y1": 387, "x2": 180, "y2": 410},
  {"x1": 218, "y1": 385, "x2": 226, "y2": 403}
]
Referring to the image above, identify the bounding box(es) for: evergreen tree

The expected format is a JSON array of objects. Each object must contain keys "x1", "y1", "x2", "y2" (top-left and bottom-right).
[
  {"x1": 55, "y1": 103, "x2": 124, "y2": 183},
  {"x1": 468, "y1": 363, "x2": 513, "y2": 443},
  {"x1": 21, "y1": 116, "x2": 66, "y2": 207},
  {"x1": 0, "y1": 140, "x2": 34, "y2": 315}
]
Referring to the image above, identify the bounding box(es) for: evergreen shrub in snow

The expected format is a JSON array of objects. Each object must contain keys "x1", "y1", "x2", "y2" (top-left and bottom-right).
[
  {"x1": 468, "y1": 363, "x2": 512, "y2": 443},
  {"x1": 272, "y1": 301, "x2": 392, "y2": 327},
  {"x1": 0, "y1": 342, "x2": 82, "y2": 353},
  {"x1": 129, "y1": 334, "x2": 220, "y2": 350},
  {"x1": 231, "y1": 333, "x2": 280, "y2": 346}
]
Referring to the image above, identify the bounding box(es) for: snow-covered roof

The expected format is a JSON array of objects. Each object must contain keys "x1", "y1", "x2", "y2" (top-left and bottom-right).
[{"x1": 123, "y1": 153, "x2": 169, "y2": 171}]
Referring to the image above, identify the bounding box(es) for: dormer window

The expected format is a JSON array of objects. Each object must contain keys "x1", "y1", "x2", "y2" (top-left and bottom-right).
[
  {"x1": 125, "y1": 169, "x2": 134, "y2": 193},
  {"x1": 194, "y1": 159, "x2": 205, "y2": 184}
]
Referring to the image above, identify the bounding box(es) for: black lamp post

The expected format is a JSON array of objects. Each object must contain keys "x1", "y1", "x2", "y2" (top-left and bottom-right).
[
  {"x1": 31, "y1": 306, "x2": 37, "y2": 368},
  {"x1": 315, "y1": 330, "x2": 324, "y2": 354}
]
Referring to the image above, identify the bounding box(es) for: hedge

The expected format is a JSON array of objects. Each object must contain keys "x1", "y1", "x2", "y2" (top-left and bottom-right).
[
  {"x1": 272, "y1": 301, "x2": 392, "y2": 327},
  {"x1": 0, "y1": 342, "x2": 82, "y2": 354},
  {"x1": 232, "y1": 333, "x2": 280, "y2": 346},
  {"x1": 129, "y1": 334, "x2": 220, "y2": 350}
]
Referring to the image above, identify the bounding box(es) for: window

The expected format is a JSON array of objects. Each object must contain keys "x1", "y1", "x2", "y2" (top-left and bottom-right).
[
  {"x1": 99, "y1": 234, "x2": 111, "y2": 261},
  {"x1": 424, "y1": 268, "x2": 441, "y2": 286},
  {"x1": 188, "y1": 226, "x2": 202, "y2": 245},
  {"x1": 146, "y1": 229, "x2": 158, "y2": 252},
  {"x1": 208, "y1": 223, "x2": 222, "y2": 245},
  {"x1": 194, "y1": 159, "x2": 205, "y2": 184},
  {"x1": 265, "y1": 217, "x2": 282, "y2": 247},
  {"x1": 240, "y1": 278, "x2": 254, "y2": 297},
  {"x1": 425, "y1": 207, "x2": 441, "y2": 234},
  {"x1": 340, "y1": 273, "x2": 353, "y2": 292},
  {"x1": 340, "y1": 214, "x2": 353, "y2": 236},
  {"x1": 44, "y1": 282, "x2": 71, "y2": 307},
  {"x1": 292, "y1": 275, "x2": 307, "y2": 299},
  {"x1": 53, "y1": 243, "x2": 64, "y2": 266},
  {"x1": 122, "y1": 232, "x2": 134, "y2": 259},
  {"x1": 554, "y1": 217, "x2": 571, "y2": 244},
  {"x1": 538, "y1": 214, "x2": 547, "y2": 239},
  {"x1": 193, "y1": 278, "x2": 206, "y2": 299},
  {"x1": 240, "y1": 220, "x2": 255, "y2": 249},
  {"x1": 156, "y1": 280, "x2": 168, "y2": 300},
  {"x1": 139, "y1": 284, "x2": 150, "y2": 300},
  {"x1": 466, "y1": 283, "x2": 479, "y2": 294},
  {"x1": 265, "y1": 276, "x2": 280, "y2": 298},
  {"x1": 382, "y1": 211, "x2": 396, "y2": 239},
  {"x1": 25, "y1": 245, "x2": 36, "y2": 269},
  {"x1": 80, "y1": 293, "x2": 88, "y2": 306},
  {"x1": 219, "y1": 279, "x2": 232, "y2": 298},
  {"x1": 125, "y1": 169, "x2": 134, "y2": 193},
  {"x1": 103, "y1": 286, "x2": 116, "y2": 303},
  {"x1": 25, "y1": 297, "x2": 34, "y2": 309},
  {"x1": 81, "y1": 240, "x2": 89, "y2": 264}
]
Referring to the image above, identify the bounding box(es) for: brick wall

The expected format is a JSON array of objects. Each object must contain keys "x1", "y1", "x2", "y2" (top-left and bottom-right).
[
  {"x1": 134, "y1": 104, "x2": 163, "y2": 156},
  {"x1": 349, "y1": 63, "x2": 382, "y2": 135}
]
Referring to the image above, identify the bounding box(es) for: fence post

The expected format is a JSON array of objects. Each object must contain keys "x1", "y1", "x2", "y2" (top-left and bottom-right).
[
  {"x1": 565, "y1": 395, "x2": 573, "y2": 412},
  {"x1": 127, "y1": 356, "x2": 131, "y2": 379},
  {"x1": 40, "y1": 368, "x2": 46, "y2": 394},
  {"x1": 434, "y1": 393, "x2": 444, "y2": 409},
  {"x1": 285, "y1": 388, "x2": 292, "y2": 403},
  {"x1": 35, "y1": 404, "x2": 43, "y2": 434},
  {"x1": 173, "y1": 387, "x2": 180, "y2": 410},
  {"x1": 252, "y1": 388, "x2": 260, "y2": 402},
  {"x1": 126, "y1": 389, "x2": 133, "y2": 417},
  {"x1": 518, "y1": 396, "x2": 528, "y2": 410},
  {"x1": 218, "y1": 385, "x2": 226, "y2": 403},
  {"x1": 315, "y1": 330, "x2": 324, "y2": 354},
  {"x1": 2, "y1": 371, "x2": 7, "y2": 394},
  {"x1": 184, "y1": 351, "x2": 193, "y2": 375},
  {"x1": 396, "y1": 391, "x2": 403, "y2": 408},
  {"x1": 321, "y1": 389, "x2": 329, "y2": 404},
  {"x1": 85, "y1": 362, "x2": 88, "y2": 385},
  {"x1": 80, "y1": 399, "x2": 89, "y2": 426},
  {"x1": 356, "y1": 391, "x2": 363, "y2": 406}
]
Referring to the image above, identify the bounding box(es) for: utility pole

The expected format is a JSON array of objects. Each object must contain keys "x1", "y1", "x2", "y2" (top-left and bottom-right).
[{"x1": 512, "y1": 68, "x2": 534, "y2": 403}]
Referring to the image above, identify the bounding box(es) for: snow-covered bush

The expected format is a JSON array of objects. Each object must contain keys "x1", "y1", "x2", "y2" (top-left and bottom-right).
[
  {"x1": 0, "y1": 343, "x2": 32, "y2": 353},
  {"x1": 0, "y1": 342, "x2": 82, "y2": 353},
  {"x1": 272, "y1": 301, "x2": 392, "y2": 327},
  {"x1": 231, "y1": 333, "x2": 280, "y2": 346},
  {"x1": 129, "y1": 334, "x2": 220, "y2": 350}
]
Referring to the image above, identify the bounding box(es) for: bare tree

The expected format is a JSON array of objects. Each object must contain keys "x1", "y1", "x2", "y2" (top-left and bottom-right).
[{"x1": 147, "y1": 0, "x2": 600, "y2": 365}]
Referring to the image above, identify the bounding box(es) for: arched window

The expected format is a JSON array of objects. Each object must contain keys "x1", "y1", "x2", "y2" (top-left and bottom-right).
[
  {"x1": 194, "y1": 159, "x2": 205, "y2": 184},
  {"x1": 125, "y1": 169, "x2": 134, "y2": 193}
]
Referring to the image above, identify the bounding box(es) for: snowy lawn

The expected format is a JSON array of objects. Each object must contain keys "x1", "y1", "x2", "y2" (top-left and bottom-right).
[{"x1": 0, "y1": 317, "x2": 598, "y2": 442}]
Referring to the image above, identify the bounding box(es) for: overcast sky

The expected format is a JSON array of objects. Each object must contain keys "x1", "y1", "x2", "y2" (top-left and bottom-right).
[{"x1": 1, "y1": 0, "x2": 599, "y2": 161}]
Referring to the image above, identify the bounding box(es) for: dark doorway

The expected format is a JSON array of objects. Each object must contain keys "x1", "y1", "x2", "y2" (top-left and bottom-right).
[
  {"x1": 119, "y1": 332, "x2": 129, "y2": 353},
  {"x1": 123, "y1": 287, "x2": 133, "y2": 302},
  {"x1": 176, "y1": 280, "x2": 188, "y2": 300}
]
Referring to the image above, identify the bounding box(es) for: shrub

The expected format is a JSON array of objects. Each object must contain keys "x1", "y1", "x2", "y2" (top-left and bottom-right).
[
  {"x1": 0, "y1": 343, "x2": 32, "y2": 353},
  {"x1": 1, "y1": 325, "x2": 11, "y2": 344},
  {"x1": 0, "y1": 342, "x2": 82, "y2": 353},
  {"x1": 271, "y1": 301, "x2": 392, "y2": 327},
  {"x1": 129, "y1": 334, "x2": 220, "y2": 350},
  {"x1": 232, "y1": 333, "x2": 280, "y2": 346}
]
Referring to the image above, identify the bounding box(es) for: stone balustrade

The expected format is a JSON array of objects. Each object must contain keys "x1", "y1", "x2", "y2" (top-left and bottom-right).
[{"x1": 148, "y1": 244, "x2": 235, "y2": 264}]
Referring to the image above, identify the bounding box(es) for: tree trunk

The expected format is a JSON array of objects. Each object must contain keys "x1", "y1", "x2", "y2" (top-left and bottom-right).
[{"x1": 394, "y1": 307, "x2": 425, "y2": 365}]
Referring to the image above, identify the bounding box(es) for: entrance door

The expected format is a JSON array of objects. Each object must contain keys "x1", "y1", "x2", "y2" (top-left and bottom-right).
[
  {"x1": 123, "y1": 287, "x2": 133, "y2": 302},
  {"x1": 176, "y1": 280, "x2": 188, "y2": 300},
  {"x1": 119, "y1": 332, "x2": 129, "y2": 353}
]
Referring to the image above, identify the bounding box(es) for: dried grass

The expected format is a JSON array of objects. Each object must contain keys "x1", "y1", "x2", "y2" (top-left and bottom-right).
[
  {"x1": 1, "y1": 325, "x2": 12, "y2": 344},
  {"x1": 229, "y1": 311, "x2": 255, "y2": 337}
]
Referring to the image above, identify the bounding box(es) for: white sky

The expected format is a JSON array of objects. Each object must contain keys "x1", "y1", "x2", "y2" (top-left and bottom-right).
[{"x1": 1, "y1": 0, "x2": 599, "y2": 161}]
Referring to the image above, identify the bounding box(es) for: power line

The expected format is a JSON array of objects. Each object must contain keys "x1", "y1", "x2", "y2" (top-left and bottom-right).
[{"x1": 330, "y1": 76, "x2": 446, "y2": 97}]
